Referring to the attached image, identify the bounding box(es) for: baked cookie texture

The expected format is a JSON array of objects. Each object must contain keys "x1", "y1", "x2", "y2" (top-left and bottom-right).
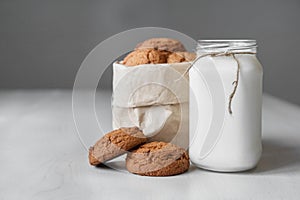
[
  {"x1": 89, "y1": 127, "x2": 147, "y2": 166},
  {"x1": 123, "y1": 50, "x2": 196, "y2": 66},
  {"x1": 167, "y1": 52, "x2": 196, "y2": 63},
  {"x1": 167, "y1": 52, "x2": 186, "y2": 63},
  {"x1": 126, "y1": 141, "x2": 190, "y2": 176},
  {"x1": 135, "y1": 38, "x2": 186, "y2": 52},
  {"x1": 121, "y1": 38, "x2": 196, "y2": 66},
  {"x1": 175, "y1": 52, "x2": 196, "y2": 62},
  {"x1": 122, "y1": 49, "x2": 169, "y2": 66}
]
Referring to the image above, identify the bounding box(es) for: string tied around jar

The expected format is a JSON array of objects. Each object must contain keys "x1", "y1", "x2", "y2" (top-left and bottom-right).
[{"x1": 178, "y1": 46, "x2": 256, "y2": 115}]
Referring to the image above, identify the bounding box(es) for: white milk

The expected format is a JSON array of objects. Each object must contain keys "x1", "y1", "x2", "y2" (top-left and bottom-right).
[{"x1": 189, "y1": 40, "x2": 263, "y2": 172}]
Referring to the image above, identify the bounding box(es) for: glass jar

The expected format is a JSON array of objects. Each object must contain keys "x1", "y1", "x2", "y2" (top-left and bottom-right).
[{"x1": 189, "y1": 40, "x2": 263, "y2": 172}]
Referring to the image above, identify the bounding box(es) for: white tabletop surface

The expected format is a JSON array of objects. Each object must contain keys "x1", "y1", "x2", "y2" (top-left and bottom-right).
[{"x1": 1, "y1": 90, "x2": 300, "y2": 200}]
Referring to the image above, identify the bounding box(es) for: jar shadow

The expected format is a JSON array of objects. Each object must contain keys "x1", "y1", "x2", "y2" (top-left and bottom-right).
[
  {"x1": 94, "y1": 138, "x2": 300, "y2": 175},
  {"x1": 248, "y1": 138, "x2": 300, "y2": 175}
]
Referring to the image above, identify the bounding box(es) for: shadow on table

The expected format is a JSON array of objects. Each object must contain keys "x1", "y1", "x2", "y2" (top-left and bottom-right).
[
  {"x1": 249, "y1": 138, "x2": 300, "y2": 175},
  {"x1": 95, "y1": 160, "x2": 129, "y2": 174},
  {"x1": 93, "y1": 138, "x2": 300, "y2": 175}
]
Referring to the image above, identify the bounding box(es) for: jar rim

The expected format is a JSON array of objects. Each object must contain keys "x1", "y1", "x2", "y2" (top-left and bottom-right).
[
  {"x1": 198, "y1": 39, "x2": 256, "y2": 43},
  {"x1": 197, "y1": 39, "x2": 257, "y2": 53}
]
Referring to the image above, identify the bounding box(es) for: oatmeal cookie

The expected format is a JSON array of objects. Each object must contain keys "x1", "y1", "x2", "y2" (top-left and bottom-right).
[
  {"x1": 135, "y1": 38, "x2": 186, "y2": 52},
  {"x1": 167, "y1": 52, "x2": 196, "y2": 63},
  {"x1": 122, "y1": 49, "x2": 169, "y2": 66},
  {"x1": 126, "y1": 141, "x2": 190, "y2": 176},
  {"x1": 89, "y1": 127, "x2": 147, "y2": 166}
]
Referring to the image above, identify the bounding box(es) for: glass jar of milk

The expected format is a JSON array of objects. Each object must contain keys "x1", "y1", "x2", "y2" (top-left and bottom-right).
[{"x1": 189, "y1": 40, "x2": 263, "y2": 172}]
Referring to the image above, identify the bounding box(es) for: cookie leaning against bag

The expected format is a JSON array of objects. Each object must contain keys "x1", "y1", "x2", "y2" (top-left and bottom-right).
[{"x1": 89, "y1": 127, "x2": 147, "y2": 166}]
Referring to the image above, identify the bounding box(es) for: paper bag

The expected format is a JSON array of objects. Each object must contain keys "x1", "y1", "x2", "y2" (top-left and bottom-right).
[{"x1": 112, "y1": 62, "x2": 189, "y2": 148}]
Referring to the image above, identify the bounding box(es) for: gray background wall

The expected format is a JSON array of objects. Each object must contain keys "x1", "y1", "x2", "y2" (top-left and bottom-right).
[{"x1": 1, "y1": 0, "x2": 300, "y2": 105}]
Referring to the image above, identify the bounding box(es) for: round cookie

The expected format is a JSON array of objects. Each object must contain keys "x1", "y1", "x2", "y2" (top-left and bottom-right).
[
  {"x1": 89, "y1": 127, "x2": 147, "y2": 166},
  {"x1": 126, "y1": 141, "x2": 190, "y2": 176},
  {"x1": 135, "y1": 38, "x2": 186, "y2": 52},
  {"x1": 122, "y1": 49, "x2": 169, "y2": 66}
]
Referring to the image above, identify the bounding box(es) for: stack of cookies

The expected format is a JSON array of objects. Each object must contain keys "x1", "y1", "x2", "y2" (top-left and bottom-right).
[
  {"x1": 122, "y1": 38, "x2": 196, "y2": 66},
  {"x1": 89, "y1": 127, "x2": 190, "y2": 176}
]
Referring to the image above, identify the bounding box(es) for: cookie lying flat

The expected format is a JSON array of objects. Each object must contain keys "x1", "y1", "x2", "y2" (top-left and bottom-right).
[
  {"x1": 89, "y1": 127, "x2": 147, "y2": 166},
  {"x1": 126, "y1": 141, "x2": 190, "y2": 176}
]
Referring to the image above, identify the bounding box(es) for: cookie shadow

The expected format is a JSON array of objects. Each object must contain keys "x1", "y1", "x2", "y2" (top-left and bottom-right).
[
  {"x1": 249, "y1": 138, "x2": 300, "y2": 174},
  {"x1": 95, "y1": 159, "x2": 128, "y2": 174}
]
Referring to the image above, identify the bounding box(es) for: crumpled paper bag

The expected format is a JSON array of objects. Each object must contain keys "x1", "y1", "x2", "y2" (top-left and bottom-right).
[{"x1": 112, "y1": 62, "x2": 190, "y2": 148}]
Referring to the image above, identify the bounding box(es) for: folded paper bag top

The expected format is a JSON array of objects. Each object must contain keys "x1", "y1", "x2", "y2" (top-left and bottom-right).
[{"x1": 112, "y1": 62, "x2": 190, "y2": 108}]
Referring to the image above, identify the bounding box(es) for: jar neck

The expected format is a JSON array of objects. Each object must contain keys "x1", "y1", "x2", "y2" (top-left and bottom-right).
[{"x1": 197, "y1": 40, "x2": 257, "y2": 55}]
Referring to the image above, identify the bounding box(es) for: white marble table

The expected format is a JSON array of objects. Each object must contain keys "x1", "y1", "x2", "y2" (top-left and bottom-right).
[{"x1": 1, "y1": 90, "x2": 300, "y2": 200}]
